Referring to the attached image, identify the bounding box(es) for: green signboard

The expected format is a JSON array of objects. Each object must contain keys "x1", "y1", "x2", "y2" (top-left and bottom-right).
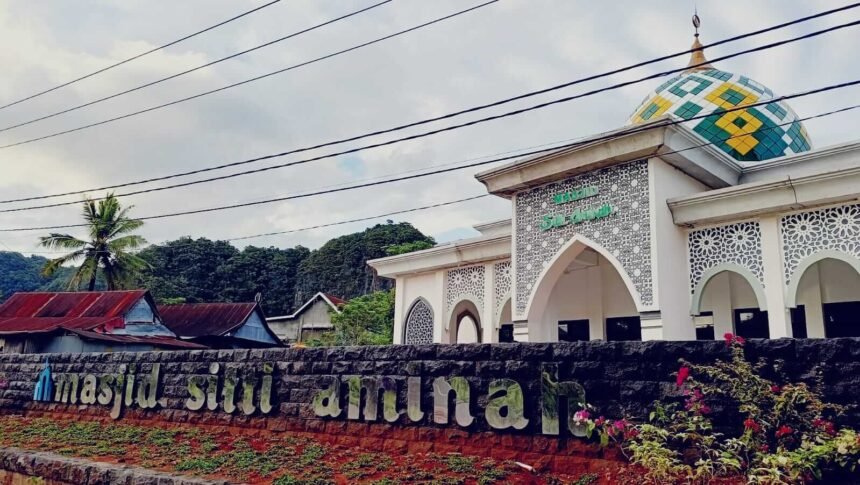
[{"x1": 540, "y1": 185, "x2": 616, "y2": 232}]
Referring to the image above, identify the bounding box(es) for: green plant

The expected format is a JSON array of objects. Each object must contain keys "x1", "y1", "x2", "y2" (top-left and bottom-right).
[{"x1": 625, "y1": 334, "x2": 860, "y2": 484}]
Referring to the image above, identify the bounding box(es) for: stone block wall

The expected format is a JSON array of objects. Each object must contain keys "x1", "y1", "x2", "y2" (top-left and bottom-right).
[{"x1": 0, "y1": 339, "x2": 857, "y2": 472}]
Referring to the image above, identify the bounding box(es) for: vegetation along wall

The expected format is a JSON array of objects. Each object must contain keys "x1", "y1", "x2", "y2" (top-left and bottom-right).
[{"x1": 0, "y1": 339, "x2": 858, "y2": 473}]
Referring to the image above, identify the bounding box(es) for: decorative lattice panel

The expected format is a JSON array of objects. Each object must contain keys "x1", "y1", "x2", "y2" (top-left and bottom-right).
[
  {"x1": 404, "y1": 299, "x2": 433, "y2": 345},
  {"x1": 493, "y1": 260, "x2": 512, "y2": 320},
  {"x1": 445, "y1": 265, "x2": 485, "y2": 317},
  {"x1": 688, "y1": 221, "x2": 764, "y2": 292},
  {"x1": 781, "y1": 204, "x2": 860, "y2": 284},
  {"x1": 514, "y1": 161, "x2": 652, "y2": 315}
]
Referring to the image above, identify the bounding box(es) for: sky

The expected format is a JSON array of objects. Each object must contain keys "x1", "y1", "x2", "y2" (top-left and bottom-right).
[{"x1": 0, "y1": 0, "x2": 858, "y2": 255}]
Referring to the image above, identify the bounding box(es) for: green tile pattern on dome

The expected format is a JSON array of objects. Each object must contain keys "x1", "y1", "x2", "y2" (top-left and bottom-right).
[{"x1": 628, "y1": 69, "x2": 812, "y2": 162}]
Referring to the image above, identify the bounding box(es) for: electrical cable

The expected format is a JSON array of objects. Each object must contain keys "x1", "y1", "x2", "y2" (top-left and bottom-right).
[
  {"x1": 0, "y1": 0, "x2": 498, "y2": 152},
  {"x1": 3, "y1": 77, "x2": 858, "y2": 231},
  {"x1": 0, "y1": 12, "x2": 856, "y2": 208},
  {"x1": 0, "y1": 0, "x2": 282, "y2": 111},
  {"x1": 0, "y1": 0, "x2": 393, "y2": 135}
]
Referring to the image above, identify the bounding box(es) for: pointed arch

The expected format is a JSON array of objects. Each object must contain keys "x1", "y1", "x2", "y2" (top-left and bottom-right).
[
  {"x1": 524, "y1": 234, "x2": 643, "y2": 324},
  {"x1": 403, "y1": 297, "x2": 434, "y2": 345},
  {"x1": 690, "y1": 263, "x2": 767, "y2": 315},
  {"x1": 786, "y1": 250, "x2": 860, "y2": 308}
]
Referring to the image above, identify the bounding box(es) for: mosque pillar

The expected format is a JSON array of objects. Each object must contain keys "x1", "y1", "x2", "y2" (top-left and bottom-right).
[{"x1": 759, "y1": 216, "x2": 792, "y2": 338}]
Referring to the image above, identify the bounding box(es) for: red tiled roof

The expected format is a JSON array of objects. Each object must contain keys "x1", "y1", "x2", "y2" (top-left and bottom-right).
[
  {"x1": 158, "y1": 303, "x2": 257, "y2": 337},
  {"x1": 64, "y1": 328, "x2": 206, "y2": 349},
  {"x1": 0, "y1": 291, "x2": 148, "y2": 333}
]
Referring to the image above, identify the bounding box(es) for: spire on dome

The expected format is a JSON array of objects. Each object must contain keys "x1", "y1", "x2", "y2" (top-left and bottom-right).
[{"x1": 685, "y1": 11, "x2": 713, "y2": 72}]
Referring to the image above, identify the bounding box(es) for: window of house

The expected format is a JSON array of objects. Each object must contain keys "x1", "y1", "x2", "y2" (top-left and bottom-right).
[{"x1": 694, "y1": 311, "x2": 715, "y2": 341}]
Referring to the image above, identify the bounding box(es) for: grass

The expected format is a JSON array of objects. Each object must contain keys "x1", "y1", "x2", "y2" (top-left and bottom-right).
[{"x1": 0, "y1": 416, "x2": 589, "y2": 484}]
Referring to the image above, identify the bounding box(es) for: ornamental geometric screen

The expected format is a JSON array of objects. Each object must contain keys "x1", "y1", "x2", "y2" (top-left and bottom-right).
[
  {"x1": 404, "y1": 299, "x2": 433, "y2": 345},
  {"x1": 629, "y1": 69, "x2": 811, "y2": 162},
  {"x1": 445, "y1": 265, "x2": 485, "y2": 317},
  {"x1": 493, "y1": 260, "x2": 512, "y2": 320},
  {"x1": 514, "y1": 161, "x2": 652, "y2": 315},
  {"x1": 781, "y1": 204, "x2": 860, "y2": 285},
  {"x1": 687, "y1": 221, "x2": 764, "y2": 292}
]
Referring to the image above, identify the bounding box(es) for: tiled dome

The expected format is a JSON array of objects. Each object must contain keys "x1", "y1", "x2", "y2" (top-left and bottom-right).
[{"x1": 628, "y1": 38, "x2": 812, "y2": 162}]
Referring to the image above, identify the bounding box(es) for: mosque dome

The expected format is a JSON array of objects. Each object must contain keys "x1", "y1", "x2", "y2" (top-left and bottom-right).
[{"x1": 628, "y1": 34, "x2": 812, "y2": 162}]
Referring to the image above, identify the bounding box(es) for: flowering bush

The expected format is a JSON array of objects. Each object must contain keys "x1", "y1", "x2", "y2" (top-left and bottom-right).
[{"x1": 622, "y1": 334, "x2": 860, "y2": 484}]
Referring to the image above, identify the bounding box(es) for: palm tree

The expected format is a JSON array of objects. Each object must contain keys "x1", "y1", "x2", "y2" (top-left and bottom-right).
[{"x1": 40, "y1": 194, "x2": 150, "y2": 291}]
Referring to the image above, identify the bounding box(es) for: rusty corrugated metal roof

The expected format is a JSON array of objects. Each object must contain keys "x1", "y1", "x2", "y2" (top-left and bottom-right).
[
  {"x1": 65, "y1": 328, "x2": 206, "y2": 349},
  {"x1": 158, "y1": 302, "x2": 257, "y2": 337},
  {"x1": 0, "y1": 291, "x2": 148, "y2": 333}
]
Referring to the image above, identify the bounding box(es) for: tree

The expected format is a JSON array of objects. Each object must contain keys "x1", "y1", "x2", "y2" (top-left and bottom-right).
[
  {"x1": 385, "y1": 240, "x2": 435, "y2": 256},
  {"x1": 294, "y1": 222, "x2": 433, "y2": 304},
  {"x1": 215, "y1": 245, "x2": 310, "y2": 316},
  {"x1": 323, "y1": 290, "x2": 394, "y2": 346},
  {"x1": 136, "y1": 237, "x2": 240, "y2": 303},
  {"x1": 0, "y1": 252, "x2": 73, "y2": 300},
  {"x1": 39, "y1": 194, "x2": 149, "y2": 291}
]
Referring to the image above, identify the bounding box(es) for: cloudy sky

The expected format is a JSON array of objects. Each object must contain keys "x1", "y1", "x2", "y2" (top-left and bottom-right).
[{"x1": 0, "y1": 0, "x2": 858, "y2": 255}]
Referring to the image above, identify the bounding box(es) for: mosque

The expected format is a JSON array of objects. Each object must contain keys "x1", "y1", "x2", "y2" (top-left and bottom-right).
[{"x1": 368, "y1": 25, "x2": 860, "y2": 344}]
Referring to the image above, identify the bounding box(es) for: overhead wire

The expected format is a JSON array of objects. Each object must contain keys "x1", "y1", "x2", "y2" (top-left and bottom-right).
[
  {"x1": 0, "y1": 0, "x2": 282, "y2": 111},
  {"x1": 0, "y1": 0, "x2": 393, "y2": 135},
  {"x1": 0, "y1": 0, "x2": 498, "y2": 152},
  {"x1": 0, "y1": 2, "x2": 857, "y2": 205},
  {"x1": 11, "y1": 100, "x2": 860, "y2": 254},
  {"x1": 2, "y1": 19, "x2": 860, "y2": 215},
  {"x1": 3, "y1": 77, "x2": 859, "y2": 233}
]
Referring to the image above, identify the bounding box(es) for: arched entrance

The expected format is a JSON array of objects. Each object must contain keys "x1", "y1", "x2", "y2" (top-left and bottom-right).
[
  {"x1": 447, "y1": 299, "x2": 482, "y2": 343},
  {"x1": 693, "y1": 265, "x2": 767, "y2": 339},
  {"x1": 525, "y1": 236, "x2": 642, "y2": 342},
  {"x1": 790, "y1": 253, "x2": 860, "y2": 338}
]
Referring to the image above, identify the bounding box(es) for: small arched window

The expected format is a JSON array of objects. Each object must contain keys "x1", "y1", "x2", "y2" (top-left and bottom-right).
[{"x1": 404, "y1": 299, "x2": 434, "y2": 345}]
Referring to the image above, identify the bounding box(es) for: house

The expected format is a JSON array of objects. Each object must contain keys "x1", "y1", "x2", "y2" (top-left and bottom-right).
[
  {"x1": 158, "y1": 302, "x2": 282, "y2": 349},
  {"x1": 266, "y1": 293, "x2": 345, "y2": 343},
  {"x1": 0, "y1": 290, "x2": 203, "y2": 353}
]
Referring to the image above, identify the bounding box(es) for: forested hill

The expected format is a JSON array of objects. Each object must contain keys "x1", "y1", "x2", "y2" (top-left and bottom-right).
[
  {"x1": 0, "y1": 252, "x2": 74, "y2": 299},
  {"x1": 0, "y1": 222, "x2": 433, "y2": 317},
  {"x1": 0, "y1": 222, "x2": 433, "y2": 316}
]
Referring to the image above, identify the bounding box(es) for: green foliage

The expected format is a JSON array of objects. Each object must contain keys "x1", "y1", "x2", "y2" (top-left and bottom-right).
[
  {"x1": 0, "y1": 252, "x2": 73, "y2": 301},
  {"x1": 384, "y1": 240, "x2": 435, "y2": 256},
  {"x1": 40, "y1": 193, "x2": 149, "y2": 291},
  {"x1": 625, "y1": 338, "x2": 860, "y2": 484},
  {"x1": 294, "y1": 222, "x2": 433, "y2": 305},
  {"x1": 324, "y1": 290, "x2": 394, "y2": 346},
  {"x1": 136, "y1": 237, "x2": 310, "y2": 316}
]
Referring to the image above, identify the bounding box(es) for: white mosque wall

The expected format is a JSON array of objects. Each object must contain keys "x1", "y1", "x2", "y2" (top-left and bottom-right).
[
  {"x1": 648, "y1": 158, "x2": 710, "y2": 340},
  {"x1": 398, "y1": 271, "x2": 443, "y2": 345}
]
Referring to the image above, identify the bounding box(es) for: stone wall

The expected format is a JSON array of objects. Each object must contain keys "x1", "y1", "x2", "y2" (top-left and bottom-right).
[{"x1": 0, "y1": 339, "x2": 858, "y2": 472}]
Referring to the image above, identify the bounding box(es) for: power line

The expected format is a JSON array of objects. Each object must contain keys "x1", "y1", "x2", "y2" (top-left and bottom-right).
[
  {"x1": 3, "y1": 78, "x2": 859, "y2": 233},
  {"x1": 2, "y1": 18, "x2": 859, "y2": 214},
  {"x1": 5, "y1": 194, "x2": 491, "y2": 254},
  {"x1": 0, "y1": 0, "x2": 393, "y2": 135},
  {"x1": 10, "y1": 98, "x2": 860, "y2": 253},
  {"x1": 0, "y1": 0, "x2": 282, "y2": 112},
  {"x1": 0, "y1": 3, "x2": 856, "y2": 206},
  {"x1": 0, "y1": 0, "x2": 498, "y2": 152}
]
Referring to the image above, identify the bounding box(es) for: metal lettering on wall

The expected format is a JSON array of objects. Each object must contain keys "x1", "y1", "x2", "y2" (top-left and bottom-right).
[{"x1": 32, "y1": 360, "x2": 590, "y2": 437}]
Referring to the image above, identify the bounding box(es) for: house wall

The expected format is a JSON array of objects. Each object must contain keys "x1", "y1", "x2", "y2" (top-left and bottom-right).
[
  {"x1": 267, "y1": 299, "x2": 336, "y2": 343},
  {"x1": 116, "y1": 299, "x2": 175, "y2": 337},
  {"x1": 229, "y1": 312, "x2": 279, "y2": 345}
]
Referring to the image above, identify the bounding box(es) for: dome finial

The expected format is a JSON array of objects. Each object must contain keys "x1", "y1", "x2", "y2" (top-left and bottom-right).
[{"x1": 685, "y1": 10, "x2": 713, "y2": 72}]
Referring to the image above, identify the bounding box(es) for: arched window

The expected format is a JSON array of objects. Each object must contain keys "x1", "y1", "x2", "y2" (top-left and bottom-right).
[{"x1": 404, "y1": 299, "x2": 434, "y2": 345}]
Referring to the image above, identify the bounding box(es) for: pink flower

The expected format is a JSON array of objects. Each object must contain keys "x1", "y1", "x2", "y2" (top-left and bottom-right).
[
  {"x1": 573, "y1": 410, "x2": 591, "y2": 424},
  {"x1": 776, "y1": 425, "x2": 793, "y2": 438},
  {"x1": 744, "y1": 418, "x2": 761, "y2": 433},
  {"x1": 676, "y1": 366, "x2": 690, "y2": 387},
  {"x1": 594, "y1": 416, "x2": 606, "y2": 427},
  {"x1": 735, "y1": 336, "x2": 746, "y2": 345},
  {"x1": 724, "y1": 333, "x2": 734, "y2": 346},
  {"x1": 771, "y1": 385, "x2": 781, "y2": 393}
]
